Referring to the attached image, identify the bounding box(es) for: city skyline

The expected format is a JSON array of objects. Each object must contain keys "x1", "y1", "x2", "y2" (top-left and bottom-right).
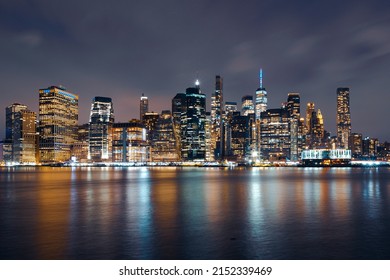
[{"x1": 1, "y1": 1, "x2": 390, "y2": 141}]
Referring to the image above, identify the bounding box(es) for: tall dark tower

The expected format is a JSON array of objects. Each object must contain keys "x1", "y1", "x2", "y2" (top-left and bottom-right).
[
  {"x1": 337, "y1": 88, "x2": 351, "y2": 149},
  {"x1": 211, "y1": 75, "x2": 223, "y2": 159},
  {"x1": 181, "y1": 80, "x2": 206, "y2": 161},
  {"x1": 287, "y1": 93, "x2": 301, "y2": 161}
]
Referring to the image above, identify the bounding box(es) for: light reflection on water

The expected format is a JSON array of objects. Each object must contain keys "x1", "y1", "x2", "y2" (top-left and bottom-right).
[{"x1": 1, "y1": 167, "x2": 390, "y2": 259}]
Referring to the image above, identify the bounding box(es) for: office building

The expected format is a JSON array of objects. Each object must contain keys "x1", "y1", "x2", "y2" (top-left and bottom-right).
[
  {"x1": 72, "y1": 123, "x2": 89, "y2": 162},
  {"x1": 255, "y1": 69, "x2": 267, "y2": 120},
  {"x1": 241, "y1": 95, "x2": 255, "y2": 116},
  {"x1": 112, "y1": 120, "x2": 148, "y2": 162},
  {"x1": 171, "y1": 93, "x2": 186, "y2": 160},
  {"x1": 88, "y1": 96, "x2": 114, "y2": 162},
  {"x1": 39, "y1": 86, "x2": 78, "y2": 163},
  {"x1": 140, "y1": 93, "x2": 149, "y2": 121},
  {"x1": 230, "y1": 112, "x2": 250, "y2": 161},
  {"x1": 151, "y1": 110, "x2": 177, "y2": 162},
  {"x1": 286, "y1": 93, "x2": 301, "y2": 161},
  {"x1": 260, "y1": 108, "x2": 290, "y2": 161},
  {"x1": 211, "y1": 75, "x2": 223, "y2": 160},
  {"x1": 5, "y1": 103, "x2": 37, "y2": 164},
  {"x1": 337, "y1": 87, "x2": 351, "y2": 149},
  {"x1": 143, "y1": 112, "x2": 159, "y2": 146},
  {"x1": 181, "y1": 80, "x2": 206, "y2": 161},
  {"x1": 349, "y1": 133, "x2": 363, "y2": 158},
  {"x1": 362, "y1": 137, "x2": 378, "y2": 158}
]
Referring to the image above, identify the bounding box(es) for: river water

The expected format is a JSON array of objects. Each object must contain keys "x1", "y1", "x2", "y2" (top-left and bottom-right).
[{"x1": 1, "y1": 166, "x2": 390, "y2": 259}]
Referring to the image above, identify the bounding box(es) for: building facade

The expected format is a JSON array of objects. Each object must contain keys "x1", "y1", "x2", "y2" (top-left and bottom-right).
[
  {"x1": 4, "y1": 103, "x2": 37, "y2": 164},
  {"x1": 211, "y1": 75, "x2": 223, "y2": 160},
  {"x1": 337, "y1": 87, "x2": 351, "y2": 149},
  {"x1": 151, "y1": 110, "x2": 177, "y2": 162},
  {"x1": 181, "y1": 81, "x2": 206, "y2": 161},
  {"x1": 140, "y1": 93, "x2": 148, "y2": 121},
  {"x1": 88, "y1": 96, "x2": 114, "y2": 162},
  {"x1": 112, "y1": 120, "x2": 148, "y2": 162},
  {"x1": 39, "y1": 86, "x2": 78, "y2": 163},
  {"x1": 260, "y1": 108, "x2": 290, "y2": 161}
]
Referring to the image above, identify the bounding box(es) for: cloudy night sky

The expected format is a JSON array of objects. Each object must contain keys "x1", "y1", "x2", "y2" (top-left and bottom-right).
[{"x1": 1, "y1": 0, "x2": 390, "y2": 141}]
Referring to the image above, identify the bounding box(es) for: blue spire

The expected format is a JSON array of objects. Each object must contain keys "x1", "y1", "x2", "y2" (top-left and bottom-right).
[{"x1": 259, "y1": 68, "x2": 263, "y2": 88}]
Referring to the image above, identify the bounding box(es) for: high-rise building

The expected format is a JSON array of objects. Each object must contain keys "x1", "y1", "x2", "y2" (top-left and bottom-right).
[
  {"x1": 112, "y1": 120, "x2": 148, "y2": 162},
  {"x1": 255, "y1": 69, "x2": 267, "y2": 120},
  {"x1": 362, "y1": 137, "x2": 378, "y2": 158},
  {"x1": 211, "y1": 75, "x2": 223, "y2": 160},
  {"x1": 171, "y1": 93, "x2": 186, "y2": 160},
  {"x1": 205, "y1": 112, "x2": 213, "y2": 161},
  {"x1": 305, "y1": 102, "x2": 315, "y2": 133},
  {"x1": 241, "y1": 95, "x2": 255, "y2": 116},
  {"x1": 337, "y1": 87, "x2": 351, "y2": 149},
  {"x1": 143, "y1": 112, "x2": 159, "y2": 152},
  {"x1": 181, "y1": 80, "x2": 206, "y2": 161},
  {"x1": 224, "y1": 101, "x2": 238, "y2": 116},
  {"x1": 349, "y1": 132, "x2": 363, "y2": 158},
  {"x1": 260, "y1": 108, "x2": 290, "y2": 161},
  {"x1": 286, "y1": 93, "x2": 301, "y2": 161},
  {"x1": 5, "y1": 103, "x2": 37, "y2": 164},
  {"x1": 151, "y1": 110, "x2": 177, "y2": 162},
  {"x1": 88, "y1": 96, "x2": 114, "y2": 162},
  {"x1": 72, "y1": 123, "x2": 89, "y2": 162},
  {"x1": 39, "y1": 85, "x2": 78, "y2": 163},
  {"x1": 230, "y1": 112, "x2": 250, "y2": 161},
  {"x1": 140, "y1": 93, "x2": 148, "y2": 121}
]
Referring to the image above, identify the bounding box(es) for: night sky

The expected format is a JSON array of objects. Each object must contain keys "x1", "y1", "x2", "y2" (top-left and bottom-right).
[{"x1": 1, "y1": 0, "x2": 390, "y2": 141}]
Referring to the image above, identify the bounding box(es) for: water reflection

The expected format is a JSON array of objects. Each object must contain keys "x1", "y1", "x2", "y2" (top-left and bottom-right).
[{"x1": 1, "y1": 167, "x2": 390, "y2": 259}]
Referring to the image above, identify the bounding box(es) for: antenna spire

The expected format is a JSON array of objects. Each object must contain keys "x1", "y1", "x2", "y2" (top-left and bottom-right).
[{"x1": 260, "y1": 68, "x2": 263, "y2": 88}]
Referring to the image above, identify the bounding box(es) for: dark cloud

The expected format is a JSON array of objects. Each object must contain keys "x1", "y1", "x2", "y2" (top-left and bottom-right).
[{"x1": 1, "y1": 0, "x2": 390, "y2": 141}]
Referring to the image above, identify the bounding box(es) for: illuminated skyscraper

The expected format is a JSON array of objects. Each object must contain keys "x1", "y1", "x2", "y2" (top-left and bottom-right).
[
  {"x1": 337, "y1": 87, "x2": 351, "y2": 149},
  {"x1": 39, "y1": 86, "x2": 78, "y2": 163},
  {"x1": 255, "y1": 69, "x2": 267, "y2": 120},
  {"x1": 241, "y1": 95, "x2": 255, "y2": 116},
  {"x1": 287, "y1": 93, "x2": 301, "y2": 161},
  {"x1": 211, "y1": 75, "x2": 223, "y2": 160},
  {"x1": 230, "y1": 112, "x2": 250, "y2": 161},
  {"x1": 151, "y1": 110, "x2": 177, "y2": 162},
  {"x1": 172, "y1": 93, "x2": 186, "y2": 160},
  {"x1": 140, "y1": 93, "x2": 148, "y2": 121},
  {"x1": 88, "y1": 96, "x2": 114, "y2": 162},
  {"x1": 305, "y1": 102, "x2": 315, "y2": 132},
  {"x1": 260, "y1": 108, "x2": 290, "y2": 161},
  {"x1": 181, "y1": 80, "x2": 206, "y2": 161},
  {"x1": 5, "y1": 103, "x2": 37, "y2": 164}
]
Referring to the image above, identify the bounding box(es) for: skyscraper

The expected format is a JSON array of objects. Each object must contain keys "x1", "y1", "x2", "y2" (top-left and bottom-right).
[
  {"x1": 287, "y1": 93, "x2": 301, "y2": 161},
  {"x1": 260, "y1": 108, "x2": 290, "y2": 161},
  {"x1": 5, "y1": 103, "x2": 37, "y2": 164},
  {"x1": 140, "y1": 93, "x2": 148, "y2": 121},
  {"x1": 181, "y1": 80, "x2": 206, "y2": 161},
  {"x1": 305, "y1": 102, "x2": 315, "y2": 132},
  {"x1": 337, "y1": 88, "x2": 351, "y2": 149},
  {"x1": 211, "y1": 75, "x2": 223, "y2": 160},
  {"x1": 255, "y1": 69, "x2": 267, "y2": 120},
  {"x1": 88, "y1": 96, "x2": 114, "y2": 162},
  {"x1": 39, "y1": 85, "x2": 78, "y2": 163},
  {"x1": 241, "y1": 95, "x2": 255, "y2": 116},
  {"x1": 171, "y1": 92, "x2": 186, "y2": 160},
  {"x1": 151, "y1": 110, "x2": 177, "y2": 162}
]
